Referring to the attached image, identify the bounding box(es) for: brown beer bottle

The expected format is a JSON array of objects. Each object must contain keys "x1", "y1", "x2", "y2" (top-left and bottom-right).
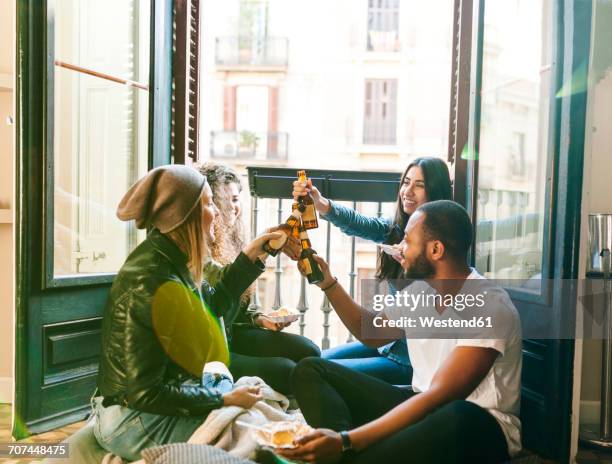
[
  {"x1": 284, "y1": 208, "x2": 302, "y2": 229},
  {"x1": 298, "y1": 226, "x2": 324, "y2": 284},
  {"x1": 292, "y1": 198, "x2": 306, "y2": 214},
  {"x1": 297, "y1": 170, "x2": 319, "y2": 229}
]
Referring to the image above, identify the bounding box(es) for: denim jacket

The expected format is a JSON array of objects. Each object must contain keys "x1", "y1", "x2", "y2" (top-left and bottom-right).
[{"x1": 322, "y1": 200, "x2": 409, "y2": 366}]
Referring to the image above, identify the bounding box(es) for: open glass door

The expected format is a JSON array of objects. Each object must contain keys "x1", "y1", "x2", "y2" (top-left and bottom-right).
[
  {"x1": 463, "y1": 0, "x2": 593, "y2": 460},
  {"x1": 15, "y1": 0, "x2": 172, "y2": 437},
  {"x1": 51, "y1": 0, "x2": 150, "y2": 280}
]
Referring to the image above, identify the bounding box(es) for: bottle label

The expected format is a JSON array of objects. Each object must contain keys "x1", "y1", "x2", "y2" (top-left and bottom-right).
[
  {"x1": 286, "y1": 210, "x2": 301, "y2": 227},
  {"x1": 301, "y1": 257, "x2": 313, "y2": 275},
  {"x1": 302, "y1": 204, "x2": 318, "y2": 225}
]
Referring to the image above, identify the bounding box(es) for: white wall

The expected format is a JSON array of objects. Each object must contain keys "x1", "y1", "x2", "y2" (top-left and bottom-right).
[
  {"x1": 0, "y1": 0, "x2": 15, "y2": 404},
  {"x1": 572, "y1": 0, "x2": 612, "y2": 458}
]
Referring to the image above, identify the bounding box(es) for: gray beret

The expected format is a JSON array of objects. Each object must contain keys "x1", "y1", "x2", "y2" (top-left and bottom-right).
[{"x1": 117, "y1": 165, "x2": 207, "y2": 233}]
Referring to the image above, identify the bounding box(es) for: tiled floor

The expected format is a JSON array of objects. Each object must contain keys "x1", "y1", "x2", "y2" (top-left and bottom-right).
[
  {"x1": 1, "y1": 401, "x2": 612, "y2": 463},
  {"x1": 576, "y1": 446, "x2": 612, "y2": 464},
  {"x1": 0, "y1": 403, "x2": 86, "y2": 463}
]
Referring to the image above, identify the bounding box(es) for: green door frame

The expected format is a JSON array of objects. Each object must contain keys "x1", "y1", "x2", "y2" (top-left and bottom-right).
[
  {"x1": 462, "y1": 0, "x2": 592, "y2": 461},
  {"x1": 14, "y1": 0, "x2": 173, "y2": 437}
]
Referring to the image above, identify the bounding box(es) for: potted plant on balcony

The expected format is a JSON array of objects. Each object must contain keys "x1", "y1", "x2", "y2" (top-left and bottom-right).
[{"x1": 239, "y1": 130, "x2": 259, "y2": 157}]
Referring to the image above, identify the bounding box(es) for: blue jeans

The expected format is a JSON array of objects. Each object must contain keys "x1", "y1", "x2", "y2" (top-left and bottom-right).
[
  {"x1": 92, "y1": 374, "x2": 233, "y2": 461},
  {"x1": 322, "y1": 341, "x2": 412, "y2": 385}
]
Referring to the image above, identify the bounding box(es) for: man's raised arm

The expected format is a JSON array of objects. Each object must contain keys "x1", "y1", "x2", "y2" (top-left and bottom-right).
[{"x1": 306, "y1": 255, "x2": 404, "y2": 347}]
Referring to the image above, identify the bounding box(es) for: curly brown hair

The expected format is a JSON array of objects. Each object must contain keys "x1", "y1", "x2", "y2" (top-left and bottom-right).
[
  {"x1": 197, "y1": 162, "x2": 252, "y2": 302},
  {"x1": 197, "y1": 162, "x2": 246, "y2": 263}
]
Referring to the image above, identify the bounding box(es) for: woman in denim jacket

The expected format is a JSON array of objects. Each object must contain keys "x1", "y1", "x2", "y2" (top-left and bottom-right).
[{"x1": 293, "y1": 157, "x2": 452, "y2": 385}]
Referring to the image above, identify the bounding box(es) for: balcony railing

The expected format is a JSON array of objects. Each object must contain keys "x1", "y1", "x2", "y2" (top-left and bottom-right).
[
  {"x1": 246, "y1": 169, "x2": 544, "y2": 349},
  {"x1": 210, "y1": 131, "x2": 288, "y2": 161},
  {"x1": 247, "y1": 167, "x2": 401, "y2": 349},
  {"x1": 215, "y1": 37, "x2": 289, "y2": 70}
]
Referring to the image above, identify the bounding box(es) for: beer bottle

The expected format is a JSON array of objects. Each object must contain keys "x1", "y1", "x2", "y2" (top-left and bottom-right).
[
  {"x1": 292, "y1": 199, "x2": 306, "y2": 214},
  {"x1": 298, "y1": 226, "x2": 324, "y2": 284},
  {"x1": 297, "y1": 170, "x2": 319, "y2": 229},
  {"x1": 262, "y1": 224, "x2": 291, "y2": 257},
  {"x1": 284, "y1": 208, "x2": 302, "y2": 229}
]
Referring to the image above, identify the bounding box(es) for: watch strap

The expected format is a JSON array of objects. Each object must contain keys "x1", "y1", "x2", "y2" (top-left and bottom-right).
[{"x1": 339, "y1": 430, "x2": 354, "y2": 454}]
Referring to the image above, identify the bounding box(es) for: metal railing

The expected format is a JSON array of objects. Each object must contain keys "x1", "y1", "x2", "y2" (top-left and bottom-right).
[
  {"x1": 247, "y1": 167, "x2": 401, "y2": 349},
  {"x1": 215, "y1": 36, "x2": 289, "y2": 70},
  {"x1": 210, "y1": 131, "x2": 288, "y2": 160},
  {"x1": 246, "y1": 171, "x2": 544, "y2": 348}
]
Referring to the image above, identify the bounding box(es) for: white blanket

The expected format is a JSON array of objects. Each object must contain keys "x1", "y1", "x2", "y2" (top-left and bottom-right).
[{"x1": 187, "y1": 376, "x2": 304, "y2": 460}]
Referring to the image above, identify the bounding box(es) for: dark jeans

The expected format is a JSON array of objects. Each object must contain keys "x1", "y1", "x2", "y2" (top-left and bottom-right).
[
  {"x1": 229, "y1": 326, "x2": 320, "y2": 395},
  {"x1": 323, "y1": 341, "x2": 412, "y2": 385},
  {"x1": 292, "y1": 357, "x2": 510, "y2": 464}
]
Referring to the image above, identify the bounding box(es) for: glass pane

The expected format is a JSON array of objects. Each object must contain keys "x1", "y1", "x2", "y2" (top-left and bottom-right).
[
  {"x1": 474, "y1": 0, "x2": 553, "y2": 291},
  {"x1": 54, "y1": 0, "x2": 149, "y2": 85},
  {"x1": 200, "y1": 0, "x2": 453, "y2": 347},
  {"x1": 52, "y1": 0, "x2": 150, "y2": 277}
]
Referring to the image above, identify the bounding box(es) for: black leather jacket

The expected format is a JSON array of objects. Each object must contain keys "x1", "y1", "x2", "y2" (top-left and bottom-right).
[{"x1": 97, "y1": 229, "x2": 264, "y2": 417}]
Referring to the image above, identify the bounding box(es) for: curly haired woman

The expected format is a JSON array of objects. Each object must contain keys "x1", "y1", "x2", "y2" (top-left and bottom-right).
[{"x1": 198, "y1": 162, "x2": 321, "y2": 395}]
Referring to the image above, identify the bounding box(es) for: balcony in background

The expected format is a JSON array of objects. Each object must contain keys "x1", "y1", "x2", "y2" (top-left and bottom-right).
[
  {"x1": 210, "y1": 131, "x2": 288, "y2": 161},
  {"x1": 367, "y1": 30, "x2": 400, "y2": 52},
  {"x1": 215, "y1": 37, "x2": 289, "y2": 71}
]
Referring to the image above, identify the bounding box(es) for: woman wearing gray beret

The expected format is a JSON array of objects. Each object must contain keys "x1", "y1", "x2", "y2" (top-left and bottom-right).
[{"x1": 93, "y1": 165, "x2": 288, "y2": 461}]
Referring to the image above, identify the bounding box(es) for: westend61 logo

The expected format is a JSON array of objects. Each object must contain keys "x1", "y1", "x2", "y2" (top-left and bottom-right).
[{"x1": 360, "y1": 278, "x2": 612, "y2": 340}]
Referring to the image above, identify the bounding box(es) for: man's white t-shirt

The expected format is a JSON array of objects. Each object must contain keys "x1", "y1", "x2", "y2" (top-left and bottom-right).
[{"x1": 385, "y1": 269, "x2": 522, "y2": 457}]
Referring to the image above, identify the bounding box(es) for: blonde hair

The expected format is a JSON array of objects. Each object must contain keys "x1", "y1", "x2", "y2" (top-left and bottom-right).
[{"x1": 166, "y1": 194, "x2": 209, "y2": 284}]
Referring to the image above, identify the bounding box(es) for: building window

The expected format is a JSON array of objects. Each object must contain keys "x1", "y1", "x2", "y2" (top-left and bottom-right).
[
  {"x1": 509, "y1": 132, "x2": 526, "y2": 176},
  {"x1": 367, "y1": 0, "x2": 400, "y2": 52},
  {"x1": 363, "y1": 79, "x2": 397, "y2": 145}
]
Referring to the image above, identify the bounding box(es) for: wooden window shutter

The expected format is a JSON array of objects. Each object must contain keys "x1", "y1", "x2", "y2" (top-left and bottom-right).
[
  {"x1": 172, "y1": 0, "x2": 201, "y2": 164},
  {"x1": 223, "y1": 86, "x2": 237, "y2": 131}
]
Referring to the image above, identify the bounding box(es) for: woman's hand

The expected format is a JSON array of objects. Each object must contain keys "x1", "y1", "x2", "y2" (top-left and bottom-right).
[
  {"x1": 222, "y1": 385, "x2": 262, "y2": 408},
  {"x1": 391, "y1": 244, "x2": 404, "y2": 264},
  {"x1": 276, "y1": 428, "x2": 343, "y2": 464},
  {"x1": 297, "y1": 254, "x2": 336, "y2": 289},
  {"x1": 243, "y1": 227, "x2": 286, "y2": 263},
  {"x1": 292, "y1": 179, "x2": 332, "y2": 215},
  {"x1": 255, "y1": 315, "x2": 292, "y2": 331}
]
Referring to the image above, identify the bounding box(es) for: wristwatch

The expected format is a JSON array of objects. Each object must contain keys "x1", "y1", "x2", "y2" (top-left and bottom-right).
[{"x1": 339, "y1": 430, "x2": 355, "y2": 456}]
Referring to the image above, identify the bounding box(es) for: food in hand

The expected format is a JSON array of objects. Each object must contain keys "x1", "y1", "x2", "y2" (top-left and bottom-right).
[
  {"x1": 254, "y1": 421, "x2": 313, "y2": 449},
  {"x1": 265, "y1": 307, "x2": 299, "y2": 324},
  {"x1": 269, "y1": 307, "x2": 291, "y2": 317},
  {"x1": 380, "y1": 243, "x2": 403, "y2": 257}
]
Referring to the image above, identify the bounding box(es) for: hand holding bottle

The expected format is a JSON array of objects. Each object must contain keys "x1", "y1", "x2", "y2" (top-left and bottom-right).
[
  {"x1": 243, "y1": 225, "x2": 299, "y2": 263},
  {"x1": 292, "y1": 178, "x2": 331, "y2": 216},
  {"x1": 297, "y1": 253, "x2": 335, "y2": 289}
]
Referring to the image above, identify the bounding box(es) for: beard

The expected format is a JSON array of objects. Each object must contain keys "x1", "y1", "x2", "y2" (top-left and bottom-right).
[{"x1": 403, "y1": 249, "x2": 435, "y2": 279}]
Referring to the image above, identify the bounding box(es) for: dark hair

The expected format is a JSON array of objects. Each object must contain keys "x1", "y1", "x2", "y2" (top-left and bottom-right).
[
  {"x1": 377, "y1": 157, "x2": 453, "y2": 280},
  {"x1": 418, "y1": 200, "x2": 472, "y2": 261}
]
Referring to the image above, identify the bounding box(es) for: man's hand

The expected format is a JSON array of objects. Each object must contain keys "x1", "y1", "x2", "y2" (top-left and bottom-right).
[
  {"x1": 222, "y1": 385, "x2": 262, "y2": 409},
  {"x1": 276, "y1": 429, "x2": 343, "y2": 464},
  {"x1": 297, "y1": 254, "x2": 335, "y2": 289},
  {"x1": 255, "y1": 315, "x2": 292, "y2": 331}
]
